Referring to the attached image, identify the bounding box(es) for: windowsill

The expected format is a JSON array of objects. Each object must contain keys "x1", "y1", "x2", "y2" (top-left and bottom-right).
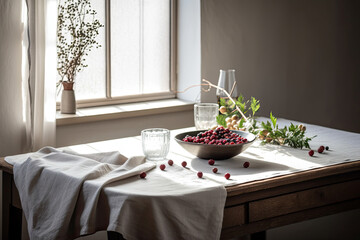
[{"x1": 56, "y1": 99, "x2": 194, "y2": 126}]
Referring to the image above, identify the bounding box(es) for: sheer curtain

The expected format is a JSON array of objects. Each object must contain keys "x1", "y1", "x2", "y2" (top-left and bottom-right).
[
  {"x1": 31, "y1": 0, "x2": 57, "y2": 150},
  {"x1": 0, "y1": 0, "x2": 56, "y2": 156}
]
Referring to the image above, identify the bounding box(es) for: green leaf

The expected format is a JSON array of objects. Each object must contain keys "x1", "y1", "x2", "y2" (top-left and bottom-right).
[
  {"x1": 250, "y1": 97, "x2": 260, "y2": 116},
  {"x1": 216, "y1": 115, "x2": 227, "y2": 127},
  {"x1": 270, "y1": 112, "x2": 277, "y2": 129},
  {"x1": 219, "y1": 98, "x2": 227, "y2": 106},
  {"x1": 238, "y1": 118, "x2": 245, "y2": 128}
]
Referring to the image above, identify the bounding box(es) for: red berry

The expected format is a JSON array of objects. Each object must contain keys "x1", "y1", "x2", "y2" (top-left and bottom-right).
[
  {"x1": 140, "y1": 172, "x2": 147, "y2": 178},
  {"x1": 168, "y1": 159, "x2": 174, "y2": 166},
  {"x1": 318, "y1": 146, "x2": 325, "y2": 153},
  {"x1": 212, "y1": 167, "x2": 218, "y2": 173},
  {"x1": 243, "y1": 162, "x2": 250, "y2": 168},
  {"x1": 224, "y1": 173, "x2": 231, "y2": 179},
  {"x1": 197, "y1": 171, "x2": 203, "y2": 178},
  {"x1": 208, "y1": 159, "x2": 215, "y2": 165},
  {"x1": 160, "y1": 164, "x2": 166, "y2": 170},
  {"x1": 181, "y1": 161, "x2": 187, "y2": 167},
  {"x1": 309, "y1": 150, "x2": 314, "y2": 156}
]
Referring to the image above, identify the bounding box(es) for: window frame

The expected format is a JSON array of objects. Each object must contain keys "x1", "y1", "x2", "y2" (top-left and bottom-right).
[{"x1": 56, "y1": 0, "x2": 177, "y2": 110}]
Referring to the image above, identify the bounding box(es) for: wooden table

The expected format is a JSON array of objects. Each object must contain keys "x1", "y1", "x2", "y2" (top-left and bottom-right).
[{"x1": 2, "y1": 156, "x2": 360, "y2": 240}]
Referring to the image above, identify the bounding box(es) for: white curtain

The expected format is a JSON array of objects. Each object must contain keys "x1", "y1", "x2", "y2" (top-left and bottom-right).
[
  {"x1": 0, "y1": 0, "x2": 57, "y2": 156},
  {"x1": 31, "y1": 0, "x2": 57, "y2": 150}
]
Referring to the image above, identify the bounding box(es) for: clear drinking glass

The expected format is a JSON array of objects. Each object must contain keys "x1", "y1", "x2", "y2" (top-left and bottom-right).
[
  {"x1": 194, "y1": 103, "x2": 219, "y2": 130},
  {"x1": 141, "y1": 128, "x2": 170, "y2": 160}
]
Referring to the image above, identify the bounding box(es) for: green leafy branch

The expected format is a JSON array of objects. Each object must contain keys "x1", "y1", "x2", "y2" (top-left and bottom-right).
[
  {"x1": 217, "y1": 95, "x2": 316, "y2": 149},
  {"x1": 259, "y1": 112, "x2": 316, "y2": 149}
]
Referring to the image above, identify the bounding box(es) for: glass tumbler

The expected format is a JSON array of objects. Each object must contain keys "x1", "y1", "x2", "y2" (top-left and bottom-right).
[
  {"x1": 194, "y1": 103, "x2": 219, "y2": 130},
  {"x1": 141, "y1": 128, "x2": 170, "y2": 160}
]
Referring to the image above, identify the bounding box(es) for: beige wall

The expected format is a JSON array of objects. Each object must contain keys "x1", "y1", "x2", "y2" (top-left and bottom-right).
[
  {"x1": 56, "y1": 110, "x2": 194, "y2": 147},
  {"x1": 201, "y1": 0, "x2": 360, "y2": 133}
]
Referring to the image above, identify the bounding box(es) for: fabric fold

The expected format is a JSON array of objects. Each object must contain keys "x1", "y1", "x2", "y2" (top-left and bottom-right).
[{"x1": 10, "y1": 147, "x2": 156, "y2": 240}]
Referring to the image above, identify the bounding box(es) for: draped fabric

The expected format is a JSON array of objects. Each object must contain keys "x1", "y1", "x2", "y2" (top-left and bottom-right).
[
  {"x1": 32, "y1": 0, "x2": 57, "y2": 150},
  {"x1": 0, "y1": 0, "x2": 57, "y2": 156}
]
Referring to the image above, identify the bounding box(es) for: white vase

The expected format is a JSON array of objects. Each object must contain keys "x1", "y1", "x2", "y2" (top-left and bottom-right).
[{"x1": 60, "y1": 89, "x2": 76, "y2": 114}]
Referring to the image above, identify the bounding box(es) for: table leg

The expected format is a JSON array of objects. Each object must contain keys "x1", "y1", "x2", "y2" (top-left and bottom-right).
[
  {"x1": 2, "y1": 171, "x2": 23, "y2": 240},
  {"x1": 107, "y1": 231, "x2": 126, "y2": 240},
  {"x1": 2, "y1": 171, "x2": 11, "y2": 240},
  {"x1": 9, "y1": 205, "x2": 22, "y2": 240},
  {"x1": 251, "y1": 231, "x2": 266, "y2": 240}
]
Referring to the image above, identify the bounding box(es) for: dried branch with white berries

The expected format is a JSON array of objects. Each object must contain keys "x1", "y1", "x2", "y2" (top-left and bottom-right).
[{"x1": 176, "y1": 79, "x2": 248, "y2": 121}]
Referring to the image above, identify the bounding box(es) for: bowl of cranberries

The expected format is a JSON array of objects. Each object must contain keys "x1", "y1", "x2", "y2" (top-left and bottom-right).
[{"x1": 175, "y1": 126, "x2": 256, "y2": 160}]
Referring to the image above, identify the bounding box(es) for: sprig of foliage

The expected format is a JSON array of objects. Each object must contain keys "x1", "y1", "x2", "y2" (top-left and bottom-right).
[
  {"x1": 259, "y1": 113, "x2": 316, "y2": 149},
  {"x1": 57, "y1": 0, "x2": 104, "y2": 85},
  {"x1": 217, "y1": 93, "x2": 316, "y2": 149}
]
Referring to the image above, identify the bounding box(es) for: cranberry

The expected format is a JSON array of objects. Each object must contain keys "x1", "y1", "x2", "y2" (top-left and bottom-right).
[
  {"x1": 212, "y1": 168, "x2": 218, "y2": 173},
  {"x1": 197, "y1": 171, "x2": 203, "y2": 178},
  {"x1": 318, "y1": 146, "x2": 325, "y2": 153},
  {"x1": 208, "y1": 159, "x2": 215, "y2": 165},
  {"x1": 243, "y1": 162, "x2": 250, "y2": 168},
  {"x1": 168, "y1": 159, "x2": 174, "y2": 166},
  {"x1": 325, "y1": 146, "x2": 329, "y2": 151},
  {"x1": 181, "y1": 161, "x2": 187, "y2": 168},
  {"x1": 224, "y1": 173, "x2": 231, "y2": 180},
  {"x1": 308, "y1": 150, "x2": 314, "y2": 156},
  {"x1": 160, "y1": 164, "x2": 166, "y2": 170},
  {"x1": 139, "y1": 172, "x2": 147, "y2": 178}
]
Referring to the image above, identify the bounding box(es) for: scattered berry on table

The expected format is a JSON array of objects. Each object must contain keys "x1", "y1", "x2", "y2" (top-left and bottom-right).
[
  {"x1": 197, "y1": 171, "x2": 203, "y2": 178},
  {"x1": 181, "y1": 161, "x2": 187, "y2": 168},
  {"x1": 308, "y1": 150, "x2": 314, "y2": 156},
  {"x1": 243, "y1": 162, "x2": 250, "y2": 168},
  {"x1": 160, "y1": 164, "x2": 166, "y2": 171},
  {"x1": 318, "y1": 146, "x2": 325, "y2": 153},
  {"x1": 139, "y1": 172, "x2": 147, "y2": 178},
  {"x1": 208, "y1": 159, "x2": 215, "y2": 165},
  {"x1": 168, "y1": 159, "x2": 174, "y2": 166},
  {"x1": 182, "y1": 126, "x2": 248, "y2": 145},
  {"x1": 224, "y1": 173, "x2": 231, "y2": 180},
  {"x1": 212, "y1": 168, "x2": 218, "y2": 173},
  {"x1": 325, "y1": 146, "x2": 329, "y2": 151}
]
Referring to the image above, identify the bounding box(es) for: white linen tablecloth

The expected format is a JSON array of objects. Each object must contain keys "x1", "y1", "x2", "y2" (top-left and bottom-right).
[{"x1": 5, "y1": 147, "x2": 227, "y2": 240}]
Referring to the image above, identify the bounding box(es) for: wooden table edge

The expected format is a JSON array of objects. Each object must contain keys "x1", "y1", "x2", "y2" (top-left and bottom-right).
[
  {"x1": 226, "y1": 160, "x2": 360, "y2": 196},
  {"x1": 2, "y1": 156, "x2": 360, "y2": 195},
  {"x1": 0, "y1": 157, "x2": 13, "y2": 174}
]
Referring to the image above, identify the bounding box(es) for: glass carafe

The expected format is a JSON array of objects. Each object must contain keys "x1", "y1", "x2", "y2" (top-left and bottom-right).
[{"x1": 216, "y1": 69, "x2": 239, "y2": 104}]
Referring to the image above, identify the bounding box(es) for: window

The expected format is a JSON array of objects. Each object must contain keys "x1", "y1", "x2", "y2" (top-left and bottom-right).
[{"x1": 58, "y1": 0, "x2": 175, "y2": 108}]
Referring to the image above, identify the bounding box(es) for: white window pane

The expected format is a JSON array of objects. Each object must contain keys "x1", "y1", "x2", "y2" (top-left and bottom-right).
[
  {"x1": 111, "y1": 0, "x2": 141, "y2": 96},
  {"x1": 143, "y1": 0, "x2": 170, "y2": 93},
  {"x1": 111, "y1": 0, "x2": 170, "y2": 97},
  {"x1": 75, "y1": 0, "x2": 106, "y2": 100}
]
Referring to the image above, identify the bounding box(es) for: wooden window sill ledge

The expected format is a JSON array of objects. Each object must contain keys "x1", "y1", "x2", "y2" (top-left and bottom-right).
[{"x1": 56, "y1": 99, "x2": 194, "y2": 126}]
